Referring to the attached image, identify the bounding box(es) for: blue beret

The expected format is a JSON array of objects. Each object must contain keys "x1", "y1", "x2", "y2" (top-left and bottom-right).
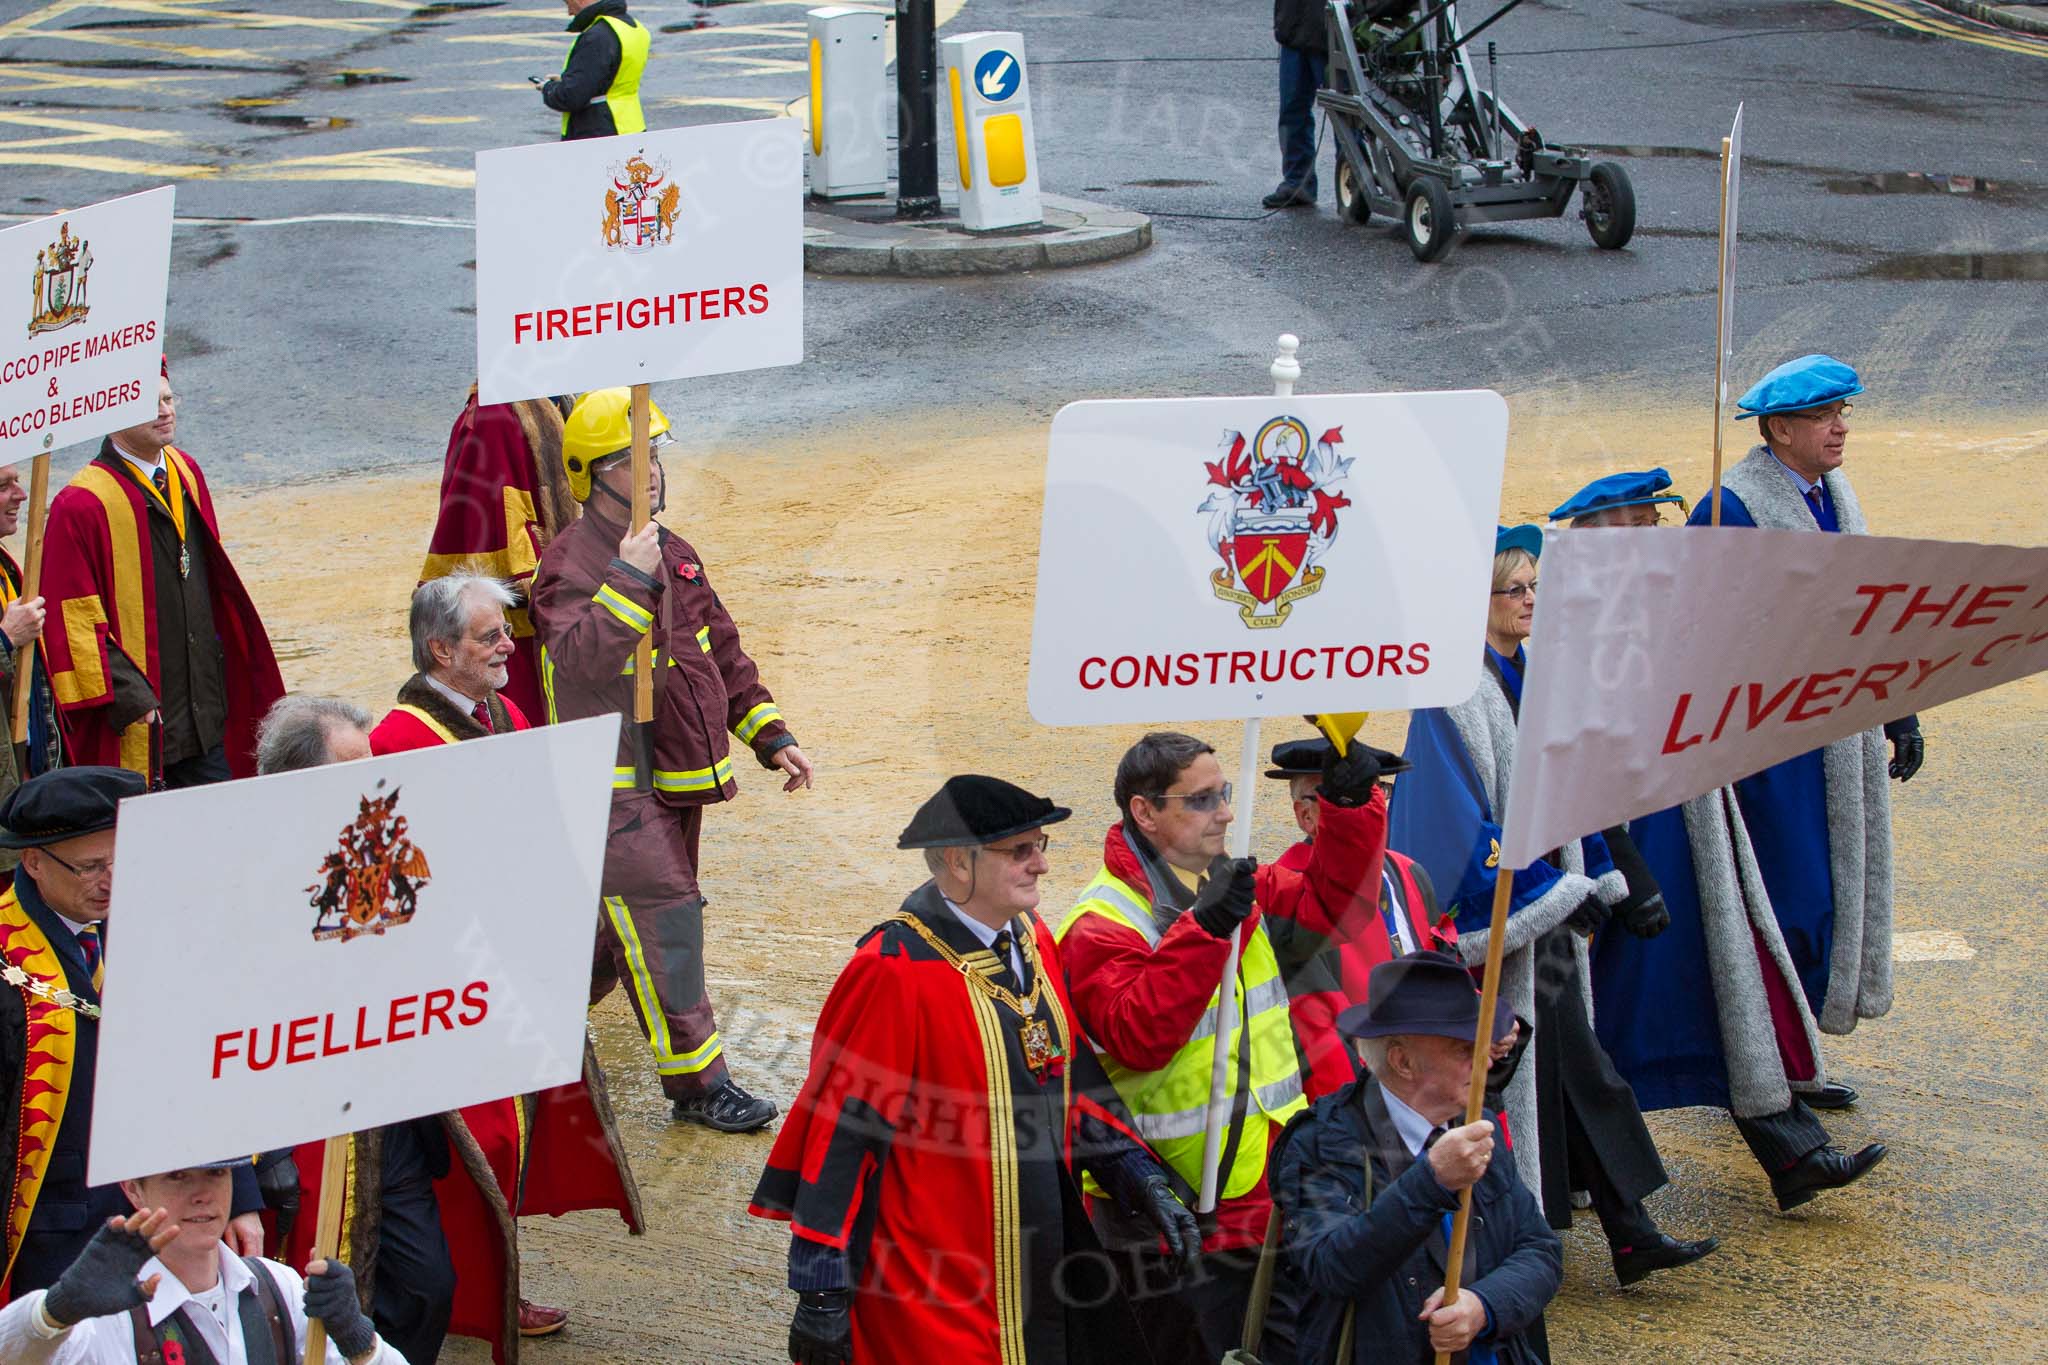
[
  {"x1": 1736, "y1": 354, "x2": 1864, "y2": 419},
  {"x1": 1548, "y1": 467, "x2": 1687, "y2": 523},
  {"x1": 1495, "y1": 523, "x2": 1543, "y2": 560}
]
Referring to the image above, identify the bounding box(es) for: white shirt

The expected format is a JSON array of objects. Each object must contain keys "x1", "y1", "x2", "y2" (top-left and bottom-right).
[
  {"x1": 942, "y1": 896, "x2": 1025, "y2": 982},
  {"x1": 111, "y1": 443, "x2": 165, "y2": 483},
  {"x1": 0, "y1": 1243, "x2": 409, "y2": 1365},
  {"x1": 422, "y1": 672, "x2": 486, "y2": 717},
  {"x1": 1379, "y1": 1083, "x2": 1440, "y2": 1161}
]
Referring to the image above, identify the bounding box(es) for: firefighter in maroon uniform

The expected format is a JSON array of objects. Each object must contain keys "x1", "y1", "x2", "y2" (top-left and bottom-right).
[{"x1": 530, "y1": 390, "x2": 812, "y2": 1133}]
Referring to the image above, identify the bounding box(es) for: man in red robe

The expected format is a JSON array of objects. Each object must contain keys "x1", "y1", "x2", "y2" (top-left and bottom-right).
[
  {"x1": 415, "y1": 388, "x2": 576, "y2": 724},
  {"x1": 38, "y1": 360, "x2": 281, "y2": 784},
  {"x1": 752, "y1": 775, "x2": 1197, "y2": 1365},
  {"x1": 1265, "y1": 737, "x2": 1459, "y2": 1099},
  {"x1": 351, "y1": 575, "x2": 645, "y2": 1356}
]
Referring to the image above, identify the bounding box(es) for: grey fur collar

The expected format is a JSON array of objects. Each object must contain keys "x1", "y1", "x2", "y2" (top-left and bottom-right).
[
  {"x1": 1715, "y1": 447, "x2": 1893, "y2": 1032},
  {"x1": 1720, "y1": 444, "x2": 1870, "y2": 534}
]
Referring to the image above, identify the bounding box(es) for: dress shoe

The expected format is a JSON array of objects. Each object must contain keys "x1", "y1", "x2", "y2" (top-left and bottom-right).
[
  {"x1": 1261, "y1": 184, "x2": 1317, "y2": 209},
  {"x1": 518, "y1": 1300, "x2": 569, "y2": 1337},
  {"x1": 672, "y1": 1078, "x2": 779, "y2": 1134},
  {"x1": 1804, "y1": 1080, "x2": 1859, "y2": 1110},
  {"x1": 1612, "y1": 1233, "x2": 1720, "y2": 1287},
  {"x1": 1772, "y1": 1141, "x2": 1886, "y2": 1212}
]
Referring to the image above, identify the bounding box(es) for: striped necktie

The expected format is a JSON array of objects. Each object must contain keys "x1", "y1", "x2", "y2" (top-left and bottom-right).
[{"x1": 76, "y1": 924, "x2": 103, "y2": 986}]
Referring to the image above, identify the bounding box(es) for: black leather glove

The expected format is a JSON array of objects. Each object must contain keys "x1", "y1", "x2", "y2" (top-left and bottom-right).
[
  {"x1": 43, "y1": 1218, "x2": 156, "y2": 1327},
  {"x1": 304, "y1": 1260, "x2": 376, "y2": 1360},
  {"x1": 1889, "y1": 730, "x2": 1924, "y2": 782},
  {"x1": 1564, "y1": 894, "x2": 1610, "y2": 936},
  {"x1": 1318, "y1": 741, "x2": 1390, "y2": 808},
  {"x1": 1190, "y1": 855, "x2": 1258, "y2": 939},
  {"x1": 1617, "y1": 893, "x2": 1670, "y2": 938},
  {"x1": 789, "y1": 1289, "x2": 853, "y2": 1365},
  {"x1": 1139, "y1": 1173, "x2": 1201, "y2": 1276},
  {"x1": 256, "y1": 1150, "x2": 301, "y2": 1250}
]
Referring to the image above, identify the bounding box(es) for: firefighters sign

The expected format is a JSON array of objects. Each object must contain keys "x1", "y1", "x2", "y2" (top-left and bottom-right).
[
  {"x1": 1027, "y1": 391, "x2": 1509, "y2": 725},
  {"x1": 0, "y1": 186, "x2": 173, "y2": 464},
  {"x1": 88, "y1": 716, "x2": 620, "y2": 1185},
  {"x1": 474, "y1": 119, "x2": 804, "y2": 405}
]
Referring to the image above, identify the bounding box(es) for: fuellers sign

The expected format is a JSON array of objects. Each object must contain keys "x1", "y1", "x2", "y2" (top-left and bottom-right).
[
  {"x1": 474, "y1": 119, "x2": 803, "y2": 405},
  {"x1": 1027, "y1": 392, "x2": 1509, "y2": 725},
  {"x1": 89, "y1": 716, "x2": 619, "y2": 1186}
]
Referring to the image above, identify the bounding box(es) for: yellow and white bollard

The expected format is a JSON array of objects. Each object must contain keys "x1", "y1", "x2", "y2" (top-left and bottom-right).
[
  {"x1": 939, "y1": 31, "x2": 1042, "y2": 231},
  {"x1": 807, "y1": 6, "x2": 890, "y2": 199}
]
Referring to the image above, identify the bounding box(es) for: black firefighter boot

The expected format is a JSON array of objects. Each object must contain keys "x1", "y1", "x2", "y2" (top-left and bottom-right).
[{"x1": 673, "y1": 1078, "x2": 778, "y2": 1134}]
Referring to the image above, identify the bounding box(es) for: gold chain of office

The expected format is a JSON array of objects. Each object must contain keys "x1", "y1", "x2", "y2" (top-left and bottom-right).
[
  {"x1": 888, "y1": 912, "x2": 1045, "y2": 1019},
  {"x1": 1, "y1": 963, "x2": 101, "y2": 1019}
]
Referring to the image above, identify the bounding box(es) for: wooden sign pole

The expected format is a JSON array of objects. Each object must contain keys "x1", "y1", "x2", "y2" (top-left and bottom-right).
[
  {"x1": 301, "y1": 1134, "x2": 350, "y2": 1365},
  {"x1": 1709, "y1": 131, "x2": 1735, "y2": 528},
  {"x1": 1432, "y1": 867, "x2": 1515, "y2": 1365},
  {"x1": 9, "y1": 456, "x2": 50, "y2": 738},
  {"x1": 629, "y1": 384, "x2": 654, "y2": 724}
]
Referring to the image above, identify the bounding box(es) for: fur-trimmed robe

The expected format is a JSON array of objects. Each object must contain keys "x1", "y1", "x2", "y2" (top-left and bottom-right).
[
  {"x1": 1391, "y1": 665, "x2": 1628, "y2": 1196},
  {"x1": 1595, "y1": 787, "x2": 1828, "y2": 1119},
  {"x1": 1692, "y1": 446, "x2": 1895, "y2": 1033}
]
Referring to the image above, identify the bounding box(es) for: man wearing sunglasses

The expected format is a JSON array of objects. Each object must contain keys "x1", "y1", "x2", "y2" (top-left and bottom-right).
[
  {"x1": 1055, "y1": 730, "x2": 1389, "y2": 1360},
  {"x1": 1686, "y1": 354, "x2": 1915, "y2": 1117},
  {"x1": 0, "y1": 767, "x2": 269, "y2": 1302}
]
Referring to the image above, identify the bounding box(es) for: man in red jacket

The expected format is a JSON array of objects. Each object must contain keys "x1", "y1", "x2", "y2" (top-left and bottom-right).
[
  {"x1": 1054, "y1": 730, "x2": 1388, "y2": 1361},
  {"x1": 356, "y1": 576, "x2": 645, "y2": 1352},
  {"x1": 1266, "y1": 737, "x2": 1458, "y2": 1099},
  {"x1": 531, "y1": 389, "x2": 812, "y2": 1133}
]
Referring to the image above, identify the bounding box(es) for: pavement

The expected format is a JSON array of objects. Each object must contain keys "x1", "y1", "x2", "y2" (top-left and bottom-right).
[
  {"x1": 804, "y1": 188, "x2": 1150, "y2": 275},
  {"x1": 1927, "y1": 0, "x2": 2048, "y2": 37}
]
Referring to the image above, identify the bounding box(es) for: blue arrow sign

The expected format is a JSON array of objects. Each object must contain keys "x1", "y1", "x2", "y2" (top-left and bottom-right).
[{"x1": 973, "y1": 49, "x2": 1021, "y2": 102}]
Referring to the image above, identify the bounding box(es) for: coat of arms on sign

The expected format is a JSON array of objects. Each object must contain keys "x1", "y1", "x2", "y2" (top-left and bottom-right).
[
  {"x1": 601, "y1": 152, "x2": 681, "y2": 252},
  {"x1": 1199, "y1": 416, "x2": 1353, "y2": 628},
  {"x1": 308, "y1": 780, "x2": 432, "y2": 943},
  {"x1": 27, "y1": 221, "x2": 94, "y2": 338}
]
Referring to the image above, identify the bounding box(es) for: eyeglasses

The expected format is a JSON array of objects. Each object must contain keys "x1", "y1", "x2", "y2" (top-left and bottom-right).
[
  {"x1": 1491, "y1": 581, "x2": 1538, "y2": 602},
  {"x1": 978, "y1": 834, "x2": 1050, "y2": 864},
  {"x1": 1145, "y1": 782, "x2": 1233, "y2": 813},
  {"x1": 41, "y1": 849, "x2": 114, "y2": 882},
  {"x1": 468, "y1": 626, "x2": 515, "y2": 647},
  {"x1": 1788, "y1": 402, "x2": 1852, "y2": 423}
]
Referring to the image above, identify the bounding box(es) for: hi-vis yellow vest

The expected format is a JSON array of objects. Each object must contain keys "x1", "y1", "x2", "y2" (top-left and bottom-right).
[
  {"x1": 565, "y1": 13, "x2": 649, "y2": 137},
  {"x1": 1057, "y1": 867, "x2": 1306, "y2": 1201}
]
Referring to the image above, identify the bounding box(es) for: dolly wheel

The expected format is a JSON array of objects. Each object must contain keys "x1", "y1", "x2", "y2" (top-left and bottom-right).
[
  {"x1": 1336, "y1": 159, "x2": 1372, "y2": 225},
  {"x1": 1582, "y1": 161, "x2": 1636, "y2": 250},
  {"x1": 1403, "y1": 178, "x2": 1455, "y2": 262}
]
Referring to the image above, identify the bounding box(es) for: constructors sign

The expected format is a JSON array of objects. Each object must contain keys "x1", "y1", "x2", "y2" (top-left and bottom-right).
[
  {"x1": 474, "y1": 119, "x2": 803, "y2": 404},
  {"x1": 1028, "y1": 391, "x2": 1509, "y2": 725},
  {"x1": 0, "y1": 186, "x2": 173, "y2": 463},
  {"x1": 1498, "y1": 527, "x2": 2048, "y2": 867},
  {"x1": 89, "y1": 716, "x2": 619, "y2": 1184}
]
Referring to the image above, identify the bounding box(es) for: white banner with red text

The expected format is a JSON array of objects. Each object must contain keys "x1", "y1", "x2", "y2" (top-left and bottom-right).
[
  {"x1": 0, "y1": 187, "x2": 172, "y2": 464},
  {"x1": 1499, "y1": 527, "x2": 2048, "y2": 868},
  {"x1": 89, "y1": 715, "x2": 619, "y2": 1184},
  {"x1": 474, "y1": 119, "x2": 803, "y2": 404},
  {"x1": 1027, "y1": 391, "x2": 1509, "y2": 725}
]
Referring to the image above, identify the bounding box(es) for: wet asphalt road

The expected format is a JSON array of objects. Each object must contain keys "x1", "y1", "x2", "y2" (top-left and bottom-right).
[{"x1": 1, "y1": 0, "x2": 2044, "y2": 487}]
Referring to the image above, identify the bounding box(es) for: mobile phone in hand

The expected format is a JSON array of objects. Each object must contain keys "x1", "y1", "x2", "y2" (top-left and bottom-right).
[{"x1": 528, "y1": 75, "x2": 545, "y2": 87}]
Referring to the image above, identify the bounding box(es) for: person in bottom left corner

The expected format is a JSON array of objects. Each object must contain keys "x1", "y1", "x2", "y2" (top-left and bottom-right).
[
  {"x1": 2, "y1": 767, "x2": 269, "y2": 1304},
  {"x1": 0, "y1": 1160, "x2": 409, "y2": 1364}
]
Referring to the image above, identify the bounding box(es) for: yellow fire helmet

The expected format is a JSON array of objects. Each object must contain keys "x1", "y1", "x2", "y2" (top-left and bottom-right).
[{"x1": 561, "y1": 387, "x2": 672, "y2": 502}]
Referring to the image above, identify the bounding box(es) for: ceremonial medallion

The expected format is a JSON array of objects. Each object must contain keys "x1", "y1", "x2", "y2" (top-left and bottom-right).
[{"x1": 1018, "y1": 1017, "x2": 1061, "y2": 1076}]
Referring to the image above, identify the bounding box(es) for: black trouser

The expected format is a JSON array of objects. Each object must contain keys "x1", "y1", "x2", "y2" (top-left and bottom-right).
[
  {"x1": 1734, "y1": 1099, "x2": 1832, "y2": 1175},
  {"x1": 161, "y1": 741, "x2": 230, "y2": 789},
  {"x1": 1563, "y1": 1092, "x2": 1660, "y2": 1251},
  {"x1": 373, "y1": 1123, "x2": 456, "y2": 1365}
]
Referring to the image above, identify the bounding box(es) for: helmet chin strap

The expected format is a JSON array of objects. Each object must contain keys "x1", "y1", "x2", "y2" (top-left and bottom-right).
[{"x1": 591, "y1": 458, "x2": 665, "y2": 517}]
